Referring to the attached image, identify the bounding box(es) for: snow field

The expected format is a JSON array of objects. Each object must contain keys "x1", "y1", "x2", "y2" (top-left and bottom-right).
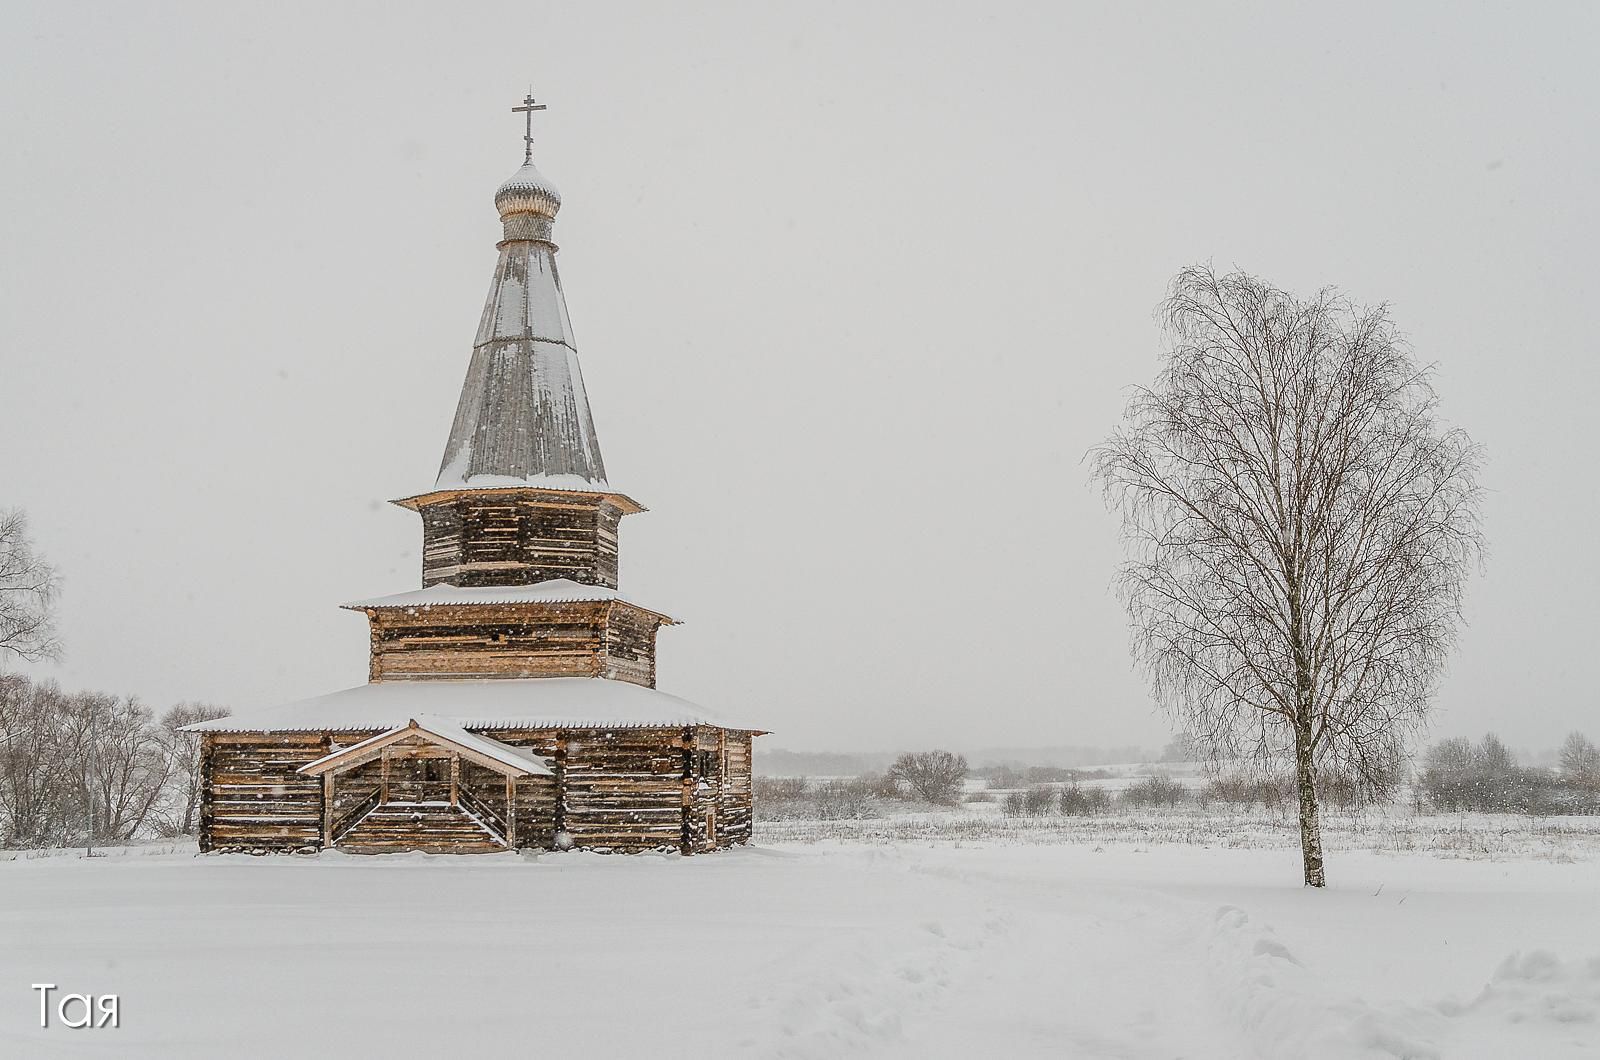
[
  {"x1": 1, "y1": 841, "x2": 1596, "y2": 1058},
  {"x1": 761, "y1": 805, "x2": 1600, "y2": 862}
]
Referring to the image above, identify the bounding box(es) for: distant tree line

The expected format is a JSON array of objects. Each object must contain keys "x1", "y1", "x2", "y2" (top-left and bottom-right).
[
  {"x1": 1417, "y1": 732, "x2": 1600, "y2": 814},
  {"x1": 756, "y1": 733, "x2": 1600, "y2": 825},
  {"x1": 755, "y1": 750, "x2": 969, "y2": 820},
  {"x1": 980, "y1": 764, "x2": 1117, "y2": 789},
  {"x1": 0, "y1": 673, "x2": 226, "y2": 848}
]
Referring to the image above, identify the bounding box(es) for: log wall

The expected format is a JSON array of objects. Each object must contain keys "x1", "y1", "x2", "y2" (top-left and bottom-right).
[
  {"x1": 368, "y1": 602, "x2": 605, "y2": 682},
  {"x1": 417, "y1": 491, "x2": 623, "y2": 588},
  {"x1": 201, "y1": 731, "x2": 370, "y2": 853},
  {"x1": 555, "y1": 728, "x2": 686, "y2": 852},
  {"x1": 365, "y1": 601, "x2": 662, "y2": 686},
  {"x1": 200, "y1": 724, "x2": 757, "y2": 854},
  {"x1": 719, "y1": 730, "x2": 755, "y2": 846},
  {"x1": 601, "y1": 604, "x2": 660, "y2": 686}
]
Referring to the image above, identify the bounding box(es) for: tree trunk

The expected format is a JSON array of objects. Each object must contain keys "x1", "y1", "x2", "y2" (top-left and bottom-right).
[
  {"x1": 1293, "y1": 723, "x2": 1326, "y2": 887},
  {"x1": 180, "y1": 764, "x2": 201, "y2": 835}
]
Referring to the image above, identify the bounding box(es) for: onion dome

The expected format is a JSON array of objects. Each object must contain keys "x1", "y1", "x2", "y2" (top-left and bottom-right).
[{"x1": 495, "y1": 163, "x2": 561, "y2": 242}]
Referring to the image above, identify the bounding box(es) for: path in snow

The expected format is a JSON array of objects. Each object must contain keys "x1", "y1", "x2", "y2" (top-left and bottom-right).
[{"x1": 1, "y1": 843, "x2": 1595, "y2": 1058}]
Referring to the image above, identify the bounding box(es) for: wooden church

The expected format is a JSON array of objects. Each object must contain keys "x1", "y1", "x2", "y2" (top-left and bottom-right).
[{"x1": 188, "y1": 98, "x2": 763, "y2": 855}]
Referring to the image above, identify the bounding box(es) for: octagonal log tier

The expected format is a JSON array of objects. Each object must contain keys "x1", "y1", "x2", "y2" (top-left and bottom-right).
[
  {"x1": 349, "y1": 597, "x2": 676, "y2": 686},
  {"x1": 392, "y1": 486, "x2": 644, "y2": 589}
]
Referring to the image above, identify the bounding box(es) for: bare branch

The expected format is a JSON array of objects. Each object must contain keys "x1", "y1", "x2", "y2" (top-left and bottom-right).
[{"x1": 0, "y1": 510, "x2": 61, "y2": 662}]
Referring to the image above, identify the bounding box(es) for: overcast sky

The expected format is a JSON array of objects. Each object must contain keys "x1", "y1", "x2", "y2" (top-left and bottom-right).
[{"x1": 2, "y1": 2, "x2": 1597, "y2": 754}]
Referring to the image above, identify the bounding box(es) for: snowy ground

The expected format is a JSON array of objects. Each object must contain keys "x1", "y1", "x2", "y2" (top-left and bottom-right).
[
  {"x1": 2, "y1": 837, "x2": 1597, "y2": 1058},
  {"x1": 762, "y1": 805, "x2": 1600, "y2": 862}
]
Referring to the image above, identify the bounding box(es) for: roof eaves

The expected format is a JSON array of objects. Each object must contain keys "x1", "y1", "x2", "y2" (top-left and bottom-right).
[{"x1": 390, "y1": 485, "x2": 647, "y2": 516}]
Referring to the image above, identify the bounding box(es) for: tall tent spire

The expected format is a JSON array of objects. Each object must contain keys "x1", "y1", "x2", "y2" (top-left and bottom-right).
[{"x1": 434, "y1": 95, "x2": 610, "y2": 491}]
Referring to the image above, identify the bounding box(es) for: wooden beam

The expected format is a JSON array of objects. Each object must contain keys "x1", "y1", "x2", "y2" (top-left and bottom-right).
[
  {"x1": 450, "y1": 753, "x2": 460, "y2": 807},
  {"x1": 322, "y1": 773, "x2": 335, "y2": 849},
  {"x1": 553, "y1": 734, "x2": 567, "y2": 842},
  {"x1": 680, "y1": 725, "x2": 694, "y2": 856},
  {"x1": 381, "y1": 747, "x2": 390, "y2": 803},
  {"x1": 505, "y1": 776, "x2": 517, "y2": 848}
]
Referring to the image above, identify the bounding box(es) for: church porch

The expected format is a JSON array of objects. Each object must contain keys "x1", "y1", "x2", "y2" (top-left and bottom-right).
[{"x1": 300, "y1": 717, "x2": 556, "y2": 854}]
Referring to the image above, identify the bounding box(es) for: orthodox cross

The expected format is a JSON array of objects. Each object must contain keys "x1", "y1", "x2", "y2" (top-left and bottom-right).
[{"x1": 512, "y1": 93, "x2": 547, "y2": 164}]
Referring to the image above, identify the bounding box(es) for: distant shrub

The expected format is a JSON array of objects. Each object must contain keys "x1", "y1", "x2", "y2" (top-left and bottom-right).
[
  {"x1": 1318, "y1": 766, "x2": 1400, "y2": 811},
  {"x1": 1120, "y1": 775, "x2": 1189, "y2": 808},
  {"x1": 1022, "y1": 785, "x2": 1057, "y2": 815},
  {"x1": 754, "y1": 776, "x2": 808, "y2": 802},
  {"x1": 963, "y1": 790, "x2": 997, "y2": 804},
  {"x1": 1418, "y1": 733, "x2": 1578, "y2": 814},
  {"x1": 754, "y1": 774, "x2": 893, "y2": 821},
  {"x1": 1059, "y1": 784, "x2": 1112, "y2": 815},
  {"x1": 1200, "y1": 774, "x2": 1290, "y2": 811},
  {"x1": 855, "y1": 772, "x2": 905, "y2": 801},
  {"x1": 1560, "y1": 732, "x2": 1600, "y2": 813},
  {"x1": 810, "y1": 777, "x2": 885, "y2": 819},
  {"x1": 1001, "y1": 786, "x2": 1057, "y2": 816},
  {"x1": 886, "y1": 751, "x2": 969, "y2": 806},
  {"x1": 985, "y1": 766, "x2": 1027, "y2": 790},
  {"x1": 981, "y1": 765, "x2": 1114, "y2": 789}
]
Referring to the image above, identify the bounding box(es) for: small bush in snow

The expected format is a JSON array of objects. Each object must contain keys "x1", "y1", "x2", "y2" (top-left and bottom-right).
[
  {"x1": 1200, "y1": 774, "x2": 1290, "y2": 811},
  {"x1": 755, "y1": 775, "x2": 887, "y2": 821},
  {"x1": 1001, "y1": 785, "x2": 1060, "y2": 817},
  {"x1": 1022, "y1": 785, "x2": 1057, "y2": 815},
  {"x1": 1060, "y1": 784, "x2": 1112, "y2": 815},
  {"x1": 1121, "y1": 775, "x2": 1189, "y2": 808},
  {"x1": 885, "y1": 751, "x2": 969, "y2": 806}
]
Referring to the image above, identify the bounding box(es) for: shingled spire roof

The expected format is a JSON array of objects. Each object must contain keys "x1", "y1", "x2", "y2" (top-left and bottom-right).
[{"x1": 433, "y1": 149, "x2": 610, "y2": 492}]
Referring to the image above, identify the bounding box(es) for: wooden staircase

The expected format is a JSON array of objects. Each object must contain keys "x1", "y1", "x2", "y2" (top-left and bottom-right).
[{"x1": 335, "y1": 801, "x2": 508, "y2": 854}]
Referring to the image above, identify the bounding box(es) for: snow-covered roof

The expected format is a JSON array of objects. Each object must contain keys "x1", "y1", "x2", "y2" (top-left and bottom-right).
[
  {"x1": 390, "y1": 480, "x2": 646, "y2": 515},
  {"x1": 341, "y1": 579, "x2": 677, "y2": 622},
  {"x1": 185, "y1": 677, "x2": 758, "y2": 734},
  {"x1": 299, "y1": 714, "x2": 554, "y2": 778}
]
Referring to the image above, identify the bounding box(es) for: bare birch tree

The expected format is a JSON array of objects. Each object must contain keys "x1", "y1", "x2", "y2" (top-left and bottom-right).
[
  {"x1": 1092, "y1": 266, "x2": 1484, "y2": 887},
  {"x1": 0, "y1": 509, "x2": 60, "y2": 661}
]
